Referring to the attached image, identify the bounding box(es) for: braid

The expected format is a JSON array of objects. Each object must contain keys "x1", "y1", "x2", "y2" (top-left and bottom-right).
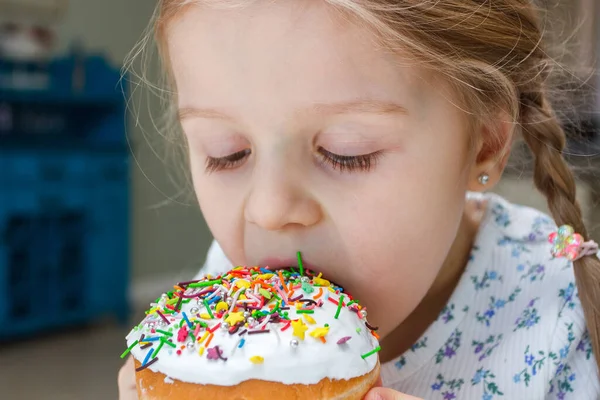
[{"x1": 520, "y1": 89, "x2": 600, "y2": 371}]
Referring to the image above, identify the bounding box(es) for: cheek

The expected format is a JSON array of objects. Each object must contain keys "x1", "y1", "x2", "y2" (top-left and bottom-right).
[
  {"x1": 328, "y1": 133, "x2": 470, "y2": 334},
  {"x1": 189, "y1": 153, "x2": 248, "y2": 264}
]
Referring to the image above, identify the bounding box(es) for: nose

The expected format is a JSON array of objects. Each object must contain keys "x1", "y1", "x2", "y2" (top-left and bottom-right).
[{"x1": 244, "y1": 167, "x2": 323, "y2": 231}]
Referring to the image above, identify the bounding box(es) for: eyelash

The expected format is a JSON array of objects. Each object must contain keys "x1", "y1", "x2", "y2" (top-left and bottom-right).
[
  {"x1": 317, "y1": 147, "x2": 382, "y2": 173},
  {"x1": 205, "y1": 149, "x2": 250, "y2": 173},
  {"x1": 204, "y1": 148, "x2": 382, "y2": 173}
]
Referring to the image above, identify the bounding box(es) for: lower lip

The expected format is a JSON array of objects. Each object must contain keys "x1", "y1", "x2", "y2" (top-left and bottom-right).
[{"x1": 259, "y1": 258, "x2": 318, "y2": 271}]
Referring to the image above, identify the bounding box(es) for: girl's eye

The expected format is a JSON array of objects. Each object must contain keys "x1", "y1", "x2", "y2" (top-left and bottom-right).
[
  {"x1": 205, "y1": 149, "x2": 251, "y2": 173},
  {"x1": 317, "y1": 146, "x2": 382, "y2": 173}
]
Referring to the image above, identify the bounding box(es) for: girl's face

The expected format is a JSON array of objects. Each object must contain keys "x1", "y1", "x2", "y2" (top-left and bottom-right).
[{"x1": 167, "y1": 1, "x2": 477, "y2": 338}]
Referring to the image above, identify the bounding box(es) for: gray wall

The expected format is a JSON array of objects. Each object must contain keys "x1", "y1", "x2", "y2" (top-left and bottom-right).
[{"x1": 54, "y1": 0, "x2": 213, "y2": 282}]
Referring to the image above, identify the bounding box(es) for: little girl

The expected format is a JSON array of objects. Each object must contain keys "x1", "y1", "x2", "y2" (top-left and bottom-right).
[{"x1": 119, "y1": 1, "x2": 600, "y2": 399}]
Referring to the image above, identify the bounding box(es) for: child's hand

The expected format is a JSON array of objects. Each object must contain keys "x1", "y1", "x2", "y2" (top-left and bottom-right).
[
  {"x1": 364, "y1": 388, "x2": 423, "y2": 400},
  {"x1": 364, "y1": 379, "x2": 423, "y2": 400},
  {"x1": 118, "y1": 356, "x2": 138, "y2": 400}
]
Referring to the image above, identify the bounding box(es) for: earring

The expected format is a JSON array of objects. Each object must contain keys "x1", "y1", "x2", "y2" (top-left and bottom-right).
[{"x1": 478, "y1": 173, "x2": 490, "y2": 186}]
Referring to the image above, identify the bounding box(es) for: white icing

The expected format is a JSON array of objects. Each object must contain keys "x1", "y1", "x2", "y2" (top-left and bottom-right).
[
  {"x1": 126, "y1": 279, "x2": 379, "y2": 386},
  {"x1": 164, "y1": 376, "x2": 174, "y2": 384}
]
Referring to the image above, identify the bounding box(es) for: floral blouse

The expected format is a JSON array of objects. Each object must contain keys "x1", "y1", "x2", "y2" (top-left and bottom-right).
[{"x1": 197, "y1": 192, "x2": 600, "y2": 399}]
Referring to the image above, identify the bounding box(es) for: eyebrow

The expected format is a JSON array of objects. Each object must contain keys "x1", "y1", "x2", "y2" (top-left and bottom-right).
[
  {"x1": 310, "y1": 99, "x2": 408, "y2": 116},
  {"x1": 178, "y1": 99, "x2": 408, "y2": 121},
  {"x1": 178, "y1": 107, "x2": 233, "y2": 121}
]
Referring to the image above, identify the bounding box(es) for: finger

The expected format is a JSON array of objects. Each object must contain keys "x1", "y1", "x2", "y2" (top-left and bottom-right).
[
  {"x1": 118, "y1": 356, "x2": 138, "y2": 399},
  {"x1": 364, "y1": 387, "x2": 423, "y2": 400},
  {"x1": 118, "y1": 356, "x2": 135, "y2": 386}
]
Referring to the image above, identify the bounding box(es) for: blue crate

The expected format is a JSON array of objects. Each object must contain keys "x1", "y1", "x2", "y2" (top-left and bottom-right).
[
  {"x1": 1, "y1": 151, "x2": 92, "y2": 184},
  {"x1": 1, "y1": 152, "x2": 38, "y2": 182},
  {"x1": 0, "y1": 54, "x2": 126, "y2": 145},
  {"x1": 0, "y1": 158, "x2": 130, "y2": 339},
  {"x1": 0, "y1": 53, "x2": 130, "y2": 340},
  {"x1": 86, "y1": 153, "x2": 130, "y2": 320}
]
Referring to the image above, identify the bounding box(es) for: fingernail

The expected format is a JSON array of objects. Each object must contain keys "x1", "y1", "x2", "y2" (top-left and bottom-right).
[{"x1": 366, "y1": 391, "x2": 384, "y2": 400}]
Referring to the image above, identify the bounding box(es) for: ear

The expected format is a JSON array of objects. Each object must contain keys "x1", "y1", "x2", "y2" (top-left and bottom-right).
[{"x1": 467, "y1": 112, "x2": 514, "y2": 192}]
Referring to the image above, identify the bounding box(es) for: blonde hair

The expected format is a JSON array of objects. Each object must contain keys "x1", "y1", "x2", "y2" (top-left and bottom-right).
[{"x1": 130, "y1": 0, "x2": 600, "y2": 370}]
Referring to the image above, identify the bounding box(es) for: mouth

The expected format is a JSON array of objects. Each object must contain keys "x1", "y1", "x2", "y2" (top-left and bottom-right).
[
  {"x1": 257, "y1": 256, "x2": 348, "y2": 290},
  {"x1": 258, "y1": 257, "x2": 319, "y2": 274},
  {"x1": 259, "y1": 257, "x2": 302, "y2": 270}
]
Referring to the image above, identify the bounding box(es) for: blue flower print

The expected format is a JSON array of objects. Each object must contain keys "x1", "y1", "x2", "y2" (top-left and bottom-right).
[
  {"x1": 576, "y1": 331, "x2": 593, "y2": 360},
  {"x1": 491, "y1": 203, "x2": 511, "y2": 227},
  {"x1": 513, "y1": 345, "x2": 549, "y2": 387},
  {"x1": 430, "y1": 374, "x2": 464, "y2": 399},
  {"x1": 395, "y1": 355, "x2": 406, "y2": 371},
  {"x1": 525, "y1": 353, "x2": 535, "y2": 365},
  {"x1": 471, "y1": 270, "x2": 503, "y2": 291},
  {"x1": 514, "y1": 298, "x2": 540, "y2": 331},
  {"x1": 473, "y1": 369, "x2": 484, "y2": 384},
  {"x1": 558, "y1": 283, "x2": 577, "y2": 316},
  {"x1": 563, "y1": 284, "x2": 574, "y2": 298},
  {"x1": 445, "y1": 346, "x2": 456, "y2": 358},
  {"x1": 526, "y1": 216, "x2": 555, "y2": 242},
  {"x1": 471, "y1": 368, "x2": 504, "y2": 399},
  {"x1": 472, "y1": 334, "x2": 503, "y2": 362},
  {"x1": 411, "y1": 337, "x2": 428, "y2": 352},
  {"x1": 435, "y1": 330, "x2": 462, "y2": 364},
  {"x1": 497, "y1": 236, "x2": 530, "y2": 258},
  {"x1": 518, "y1": 262, "x2": 546, "y2": 282},
  {"x1": 559, "y1": 345, "x2": 569, "y2": 360},
  {"x1": 468, "y1": 245, "x2": 480, "y2": 262},
  {"x1": 549, "y1": 362, "x2": 576, "y2": 399},
  {"x1": 547, "y1": 324, "x2": 577, "y2": 398},
  {"x1": 438, "y1": 304, "x2": 455, "y2": 324},
  {"x1": 476, "y1": 287, "x2": 521, "y2": 327}
]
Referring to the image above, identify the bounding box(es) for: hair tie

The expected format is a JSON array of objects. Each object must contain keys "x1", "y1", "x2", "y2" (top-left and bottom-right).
[{"x1": 549, "y1": 225, "x2": 599, "y2": 262}]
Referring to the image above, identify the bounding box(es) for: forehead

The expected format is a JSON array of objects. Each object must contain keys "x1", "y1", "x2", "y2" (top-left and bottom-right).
[{"x1": 165, "y1": 1, "x2": 430, "y2": 115}]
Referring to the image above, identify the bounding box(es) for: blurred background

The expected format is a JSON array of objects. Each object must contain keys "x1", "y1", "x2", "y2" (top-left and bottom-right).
[{"x1": 0, "y1": 1, "x2": 598, "y2": 399}]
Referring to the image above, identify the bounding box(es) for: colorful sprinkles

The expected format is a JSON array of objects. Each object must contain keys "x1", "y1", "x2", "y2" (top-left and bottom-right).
[
  {"x1": 120, "y1": 339, "x2": 139, "y2": 359},
  {"x1": 360, "y1": 346, "x2": 381, "y2": 360},
  {"x1": 334, "y1": 295, "x2": 345, "y2": 319},
  {"x1": 123, "y1": 254, "x2": 379, "y2": 371}
]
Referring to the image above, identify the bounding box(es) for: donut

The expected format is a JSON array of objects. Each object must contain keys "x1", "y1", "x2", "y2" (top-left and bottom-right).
[{"x1": 123, "y1": 262, "x2": 381, "y2": 399}]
